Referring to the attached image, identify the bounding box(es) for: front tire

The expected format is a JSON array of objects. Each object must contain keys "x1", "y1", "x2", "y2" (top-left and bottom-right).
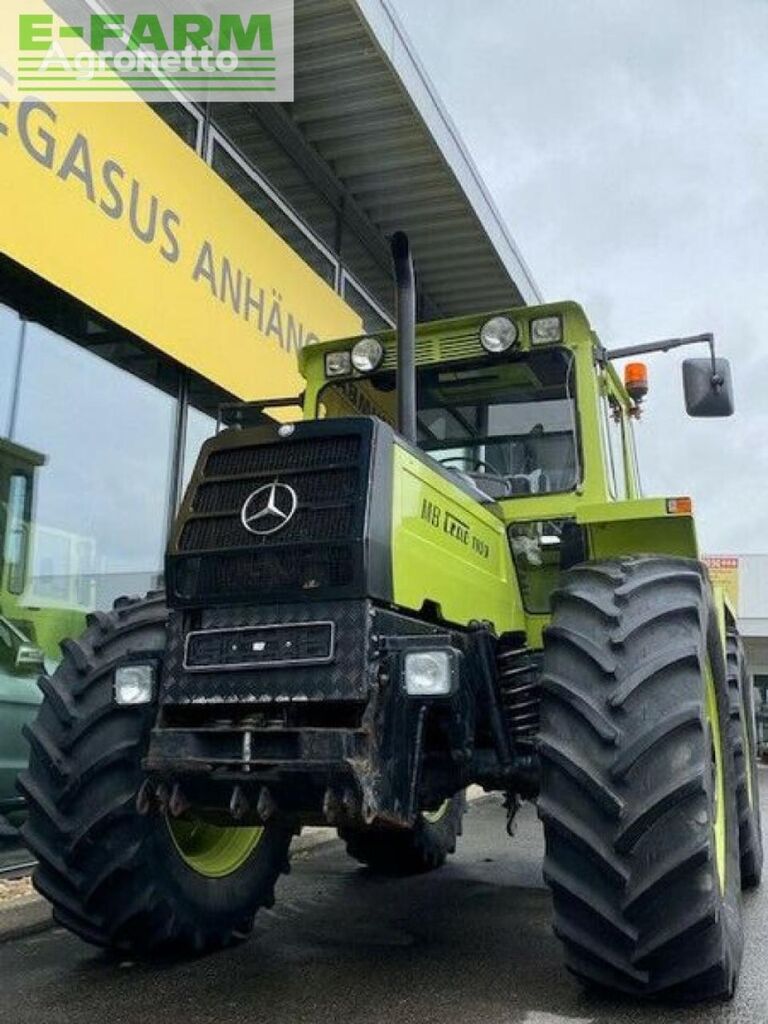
[
  {"x1": 18, "y1": 594, "x2": 293, "y2": 956},
  {"x1": 339, "y1": 792, "x2": 466, "y2": 874},
  {"x1": 538, "y1": 557, "x2": 743, "y2": 1001}
]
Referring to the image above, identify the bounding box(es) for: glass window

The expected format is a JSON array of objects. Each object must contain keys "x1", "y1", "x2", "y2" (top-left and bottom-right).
[
  {"x1": 208, "y1": 109, "x2": 402, "y2": 319},
  {"x1": 181, "y1": 371, "x2": 241, "y2": 496},
  {"x1": 210, "y1": 106, "x2": 339, "y2": 251},
  {"x1": 342, "y1": 276, "x2": 392, "y2": 333},
  {"x1": 319, "y1": 348, "x2": 580, "y2": 498},
  {"x1": 0, "y1": 304, "x2": 22, "y2": 434},
  {"x1": 211, "y1": 141, "x2": 337, "y2": 287},
  {"x1": 2, "y1": 321, "x2": 177, "y2": 668},
  {"x1": 182, "y1": 405, "x2": 216, "y2": 492}
]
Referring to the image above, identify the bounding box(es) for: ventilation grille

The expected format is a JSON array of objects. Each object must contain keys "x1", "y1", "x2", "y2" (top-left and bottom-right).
[
  {"x1": 172, "y1": 429, "x2": 368, "y2": 604},
  {"x1": 205, "y1": 436, "x2": 360, "y2": 477},
  {"x1": 193, "y1": 468, "x2": 358, "y2": 515},
  {"x1": 181, "y1": 505, "x2": 356, "y2": 550},
  {"x1": 176, "y1": 547, "x2": 356, "y2": 603},
  {"x1": 380, "y1": 332, "x2": 480, "y2": 369}
]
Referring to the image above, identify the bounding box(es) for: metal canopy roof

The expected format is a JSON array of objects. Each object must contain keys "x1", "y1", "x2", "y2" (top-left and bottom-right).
[
  {"x1": 213, "y1": 0, "x2": 541, "y2": 321},
  {"x1": 292, "y1": 0, "x2": 542, "y2": 314},
  {"x1": 49, "y1": 0, "x2": 540, "y2": 318}
]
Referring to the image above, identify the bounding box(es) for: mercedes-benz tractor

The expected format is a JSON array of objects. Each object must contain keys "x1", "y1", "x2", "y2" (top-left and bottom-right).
[{"x1": 19, "y1": 234, "x2": 760, "y2": 1001}]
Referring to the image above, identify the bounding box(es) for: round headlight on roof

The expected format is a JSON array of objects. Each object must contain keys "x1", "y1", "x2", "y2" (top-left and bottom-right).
[
  {"x1": 480, "y1": 316, "x2": 518, "y2": 354},
  {"x1": 351, "y1": 336, "x2": 384, "y2": 373}
]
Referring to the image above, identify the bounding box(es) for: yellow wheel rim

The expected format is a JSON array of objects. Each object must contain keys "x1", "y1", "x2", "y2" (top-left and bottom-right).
[
  {"x1": 167, "y1": 816, "x2": 264, "y2": 878},
  {"x1": 704, "y1": 660, "x2": 726, "y2": 894},
  {"x1": 422, "y1": 800, "x2": 450, "y2": 824}
]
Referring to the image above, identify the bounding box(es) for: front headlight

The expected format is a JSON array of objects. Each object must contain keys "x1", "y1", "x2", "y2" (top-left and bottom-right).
[
  {"x1": 480, "y1": 316, "x2": 518, "y2": 354},
  {"x1": 114, "y1": 664, "x2": 155, "y2": 705},
  {"x1": 325, "y1": 351, "x2": 352, "y2": 377},
  {"x1": 351, "y1": 337, "x2": 384, "y2": 373},
  {"x1": 14, "y1": 644, "x2": 45, "y2": 670},
  {"x1": 404, "y1": 649, "x2": 457, "y2": 696},
  {"x1": 531, "y1": 315, "x2": 562, "y2": 344}
]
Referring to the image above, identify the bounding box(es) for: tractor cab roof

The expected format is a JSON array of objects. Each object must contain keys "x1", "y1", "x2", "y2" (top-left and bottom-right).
[
  {"x1": 299, "y1": 299, "x2": 634, "y2": 411},
  {"x1": 299, "y1": 299, "x2": 597, "y2": 376}
]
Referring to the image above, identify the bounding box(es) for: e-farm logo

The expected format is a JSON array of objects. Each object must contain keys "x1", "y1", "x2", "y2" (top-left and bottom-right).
[{"x1": 10, "y1": 1, "x2": 293, "y2": 102}]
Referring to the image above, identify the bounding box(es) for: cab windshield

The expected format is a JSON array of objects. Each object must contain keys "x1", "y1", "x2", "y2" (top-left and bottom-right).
[{"x1": 318, "y1": 347, "x2": 579, "y2": 497}]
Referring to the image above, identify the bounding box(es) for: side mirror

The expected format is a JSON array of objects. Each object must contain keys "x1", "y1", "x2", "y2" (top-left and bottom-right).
[{"x1": 682, "y1": 357, "x2": 734, "y2": 417}]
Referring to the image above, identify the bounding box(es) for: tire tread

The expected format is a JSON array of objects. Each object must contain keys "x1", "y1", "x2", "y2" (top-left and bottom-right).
[{"x1": 538, "y1": 556, "x2": 743, "y2": 1000}]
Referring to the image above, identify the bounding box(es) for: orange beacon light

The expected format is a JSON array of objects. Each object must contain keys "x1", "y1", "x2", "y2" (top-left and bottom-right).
[{"x1": 624, "y1": 361, "x2": 648, "y2": 403}]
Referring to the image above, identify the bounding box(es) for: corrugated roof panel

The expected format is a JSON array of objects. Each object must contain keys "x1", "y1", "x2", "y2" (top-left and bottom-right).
[{"x1": 209, "y1": 0, "x2": 539, "y2": 319}]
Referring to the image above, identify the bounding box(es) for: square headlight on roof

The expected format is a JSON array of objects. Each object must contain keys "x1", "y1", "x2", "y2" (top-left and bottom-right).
[
  {"x1": 531, "y1": 315, "x2": 563, "y2": 345},
  {"x1": 325, "y1": 351, "x2": 352, "y2": 377}
]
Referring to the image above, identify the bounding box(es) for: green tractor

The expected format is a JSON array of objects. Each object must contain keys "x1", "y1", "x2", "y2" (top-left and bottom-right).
[
  {"x1": 20, "y1": 234, "x2": 761, "y2": 1000},
  {"x1": 0, "y1": 437, "x2": 90, "y2": 836},
  {"x1": 0, "y1": 438, "x2": 45, "y2": 835}
]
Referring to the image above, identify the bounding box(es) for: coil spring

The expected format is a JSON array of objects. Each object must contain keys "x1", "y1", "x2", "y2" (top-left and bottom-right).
[{"x1": 497, "y1": 643, "x2": 542, "y2": 746}]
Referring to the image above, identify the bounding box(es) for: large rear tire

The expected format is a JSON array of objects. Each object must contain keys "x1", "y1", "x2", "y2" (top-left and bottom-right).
[
  {"x1": 18, "y1": 594, "x2": 293, "y2": 956},
  {"x1": 339, "y1": 792, "x2": 465, "y2": 874},
  {"x1": 538, "y1": 557, "x2": 743, "y2": 1001},
  {"x1": 726, "y1": 629, "x2": 763, "y2": 888}
]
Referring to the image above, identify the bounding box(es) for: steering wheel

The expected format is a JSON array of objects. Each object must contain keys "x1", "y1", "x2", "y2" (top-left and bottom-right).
[{"x1": 437, "y1": 455, "x2": 504, "y2": 477}]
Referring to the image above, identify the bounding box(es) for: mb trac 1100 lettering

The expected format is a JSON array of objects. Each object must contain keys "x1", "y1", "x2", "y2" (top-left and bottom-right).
[{"x1": 21, "y1": 234, "x2": 761, "y2": 1001}]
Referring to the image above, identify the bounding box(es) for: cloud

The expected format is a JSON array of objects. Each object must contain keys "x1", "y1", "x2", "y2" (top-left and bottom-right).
[{"x1": 392, "y1": 0, "x2": 768, "y2": 552}]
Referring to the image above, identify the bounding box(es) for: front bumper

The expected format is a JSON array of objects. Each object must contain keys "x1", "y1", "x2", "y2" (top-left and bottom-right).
[{"x1": 145, "y1": 600, "x2": 474, "y2": 827}]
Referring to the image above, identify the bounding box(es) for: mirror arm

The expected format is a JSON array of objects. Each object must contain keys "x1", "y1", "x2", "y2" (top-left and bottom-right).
[
  {"x1": 605, "y1": 331, "x2": 714, "y2": 358},
  {"x1": 605, "y1": 331, "x2": 721, "y2": 385}
]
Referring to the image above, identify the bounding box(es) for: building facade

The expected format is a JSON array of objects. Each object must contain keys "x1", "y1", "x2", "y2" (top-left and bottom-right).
[{"x1": 0, "y1": 0, "x2": 538, "y2": 680}]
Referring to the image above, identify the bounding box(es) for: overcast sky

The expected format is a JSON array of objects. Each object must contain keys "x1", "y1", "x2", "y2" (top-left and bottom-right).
[{"x1": 391, "y1": 0, "x2": 768, "y2": 554}]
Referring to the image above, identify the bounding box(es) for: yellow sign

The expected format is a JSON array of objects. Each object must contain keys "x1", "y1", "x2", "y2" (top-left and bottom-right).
[
  {"x1": 0, "y1": 9, "x2": 360, "y2": 400},
  {"x1": 703, "y1": 555, "x2": 740, "y2": 611}
]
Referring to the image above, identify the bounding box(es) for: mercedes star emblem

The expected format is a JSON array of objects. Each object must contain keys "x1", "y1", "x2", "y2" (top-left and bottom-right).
[{"x1": 240, "y1": 482, "x2": 298, "y2": 536}]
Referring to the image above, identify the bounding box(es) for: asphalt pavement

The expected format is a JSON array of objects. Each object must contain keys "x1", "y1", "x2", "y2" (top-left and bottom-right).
[{"x1": 2, "y1": 773, "x2": 768, "y2": 1024}]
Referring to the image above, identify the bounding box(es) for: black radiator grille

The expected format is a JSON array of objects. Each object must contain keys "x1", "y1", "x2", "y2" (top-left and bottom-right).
[
  {"x1": 170, "y1": 426, "x2": 369, "y2": 605},
  {"x1": 181, "y1": 505, "x2": 356, "y2": 551},
  {"x1": 182, "y1": 546, "x2": 356, "y2": 599},
  {"x1": 205, "y1": 436, "x2": 360, "y2": 477},
  {"x1": 193, "y1": 467, "x2": 358, "y2": 514}
]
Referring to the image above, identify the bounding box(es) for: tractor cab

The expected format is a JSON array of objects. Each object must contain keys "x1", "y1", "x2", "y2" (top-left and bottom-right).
[{"x1": 302, "y1": 305, "x2": 598, "y2": 506}]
